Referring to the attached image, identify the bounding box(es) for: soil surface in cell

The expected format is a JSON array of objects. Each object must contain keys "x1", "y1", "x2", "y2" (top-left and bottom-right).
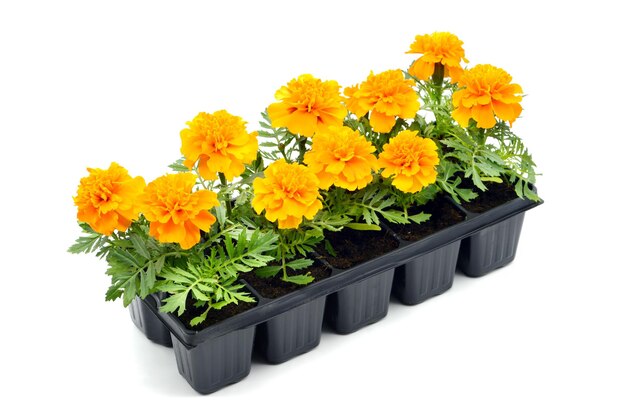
[
  {"x1": 244, "y1": 263, "x2": 332, "y2": 299},
  {"x1": 389, "y1": 197, "x2": 466, "y2": 241},
  {"x1": 178, "y1": 293, "x2": 257, "y2": 331},
  {"x1": 315, "y1": 228, "x2": 399, "y2": 269},
  {"x1": 461, "y1": 181, "x2": 518, "y2": 213}
]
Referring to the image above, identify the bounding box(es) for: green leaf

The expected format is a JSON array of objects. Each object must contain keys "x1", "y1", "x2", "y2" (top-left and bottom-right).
[
  {"x1": 282, "y1": 274, "x2": 315, "y2": 285},
  {"x1": 254, "y1": 265, "x2": 282, "y2": 278},
  {"x1": 68, "y1": 226, "x2": 106, "y2": 254},
  {"x1": 408, "y1": 212, "x2": 432, "y2": 224},
  {"x1": 380, "y1": 210, "x2": 410, "y2": 224},
  {"x1": 139, "y1": 262, "x2": 157, "y2": 298},
  {"x1": 285, "y1": 258, "x2": 314, "y2": 271},
  {"x1": 156, "y1": 283, "x2": 188, "y2": 293},
  {"x1": 191, "y1": 287, "x2": 211, "y2": 302},
  {"x1": 324, "y1": 239, "x2": 337, "y2": 257},
  {"x1": 346, "y1": 223, "x2": 381, "y2": 231},
  {"x1": 456, "y1": 188, "x2": 478, "y2": 202},
  {"x1": 257, "y1": 131, "x2": 276, "y2": 138},
  {"x1": 168, "y1": 158, "x2": 190, "y2": 172},
  {"x1": 523, "y1": 182, "x2": 540, "y2": 201},
  {"x1": 109, "y1": 249, "x2": 141, "y2": 269},
  {"x1": 189, "y1": 310, "x2": 208, "y2": 327},
  {"x1": 129, "y1": 234, "x2": 150, "y2": 260},
  {"x1": 160, "y1": 292, "x2": 189, "y2": 316},
  {"x1": 123, "y1": 275, "x2": 138, "y2": 307},
  {"x1": 211, "y1": 300, "x2": 230, "y2": 310},
  {"x1": 215, "y1": 204, "x2": 227, "y2": 228},
  {"x1": 154, "y1": 255, "x2": 165, "y2": 273},
  {"x1": 480, "y1": 176, "x2": 503, "y2": 183},
  {"x1": 105, "y1": 282, "x2": 124, "y2": 302}
]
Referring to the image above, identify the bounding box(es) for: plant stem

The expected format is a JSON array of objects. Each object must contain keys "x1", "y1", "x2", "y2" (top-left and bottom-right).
[
  {"x1": 432, "y1": 63, "x2": 445, "y2": 105},
  {"x1": 296, "y1": 135, "x2": 307, "y2": 163},
  {"x1": 218, "y1": 172, "x2": 232, "y2": 218},
  {"x1": 477, "y1": 128, "x2": 487, "y2": 146},
  {"x1": 279, "y1": 233, "x2": 288, "y2": 281}
]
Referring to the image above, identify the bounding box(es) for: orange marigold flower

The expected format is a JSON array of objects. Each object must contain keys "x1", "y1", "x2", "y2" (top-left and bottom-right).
[
  {"x1": 180, "y1": 110, "x2": 258, "y2": 181},
  {"x1": 267, "y1": 74, "x2": 347, "y2": 137},
  {"x1": 344, "y1": 70, "x2": 420, "y2": 134},
  {"x1": 304, "y1": 126, "x2": 377, "y2": 190},
  {"x1": 252, "y1": 160, "x2": 322, "y2": 229},
  {"x1": 451, "y1": 64, "x2": 523, "y2": 129},
  {"x1": 140, "y1": 173, "x2": 219, "y2": 249},
  {"x1": 378, "y1": 131, "x2": 439, "y2": 193},
  {"x1": 74, "y1": 162, "x2": 145, "y2": 235},
  {"x1": 407, "y1": 32, "x2": 468, "y2": 81}
]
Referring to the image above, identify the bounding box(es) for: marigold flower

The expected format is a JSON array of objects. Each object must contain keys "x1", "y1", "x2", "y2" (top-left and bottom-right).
[
  {"x1": 74, "y1": 162, "x2": 145, "y2": 235},
  {"x1": 451, "y1": 64, "x2": 523, "y2": 129},
  {"x1": 252, "y1": 160, "x2": 322, "y2": 229},
  {"x1": 407, "y1": 32, "x2": 468, "y2": 81},
  {"x1": 180, "y1": 110, "x2": 258, "y2": 181},
  {"x1": 304, "y1": 126, "x2": 377, "y2": 190},
  {"x1": 344, "y1": 70, "x2": 419, "y2": 133},
  {"x1": 267, "y1": 74, "x2": 347, "y2": 137},
  {"x1": 378, "y1": 131, "x2": 439, "y2": 193},
  {"x1": 140, "y1": 173, "x2": 219, "y2": 249}
]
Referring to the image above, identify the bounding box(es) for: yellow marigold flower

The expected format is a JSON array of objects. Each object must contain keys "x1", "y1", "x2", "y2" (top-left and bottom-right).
[
  {"x1": 252, "y1": 160, "x2": 322, "y2": 229},
  {"x1": 378, "y1": 131, "x2": 439, "y2": 193},
  {"x1": 267, "y1": 74, "x2": 347, "y2": 137},
  {"x1": 407, "y1": 32, "x2": 468, "y2": 81},
  {"x1": 180, "y1": 110, "x2": 258, "y2": 181},
  {"x1": 344, "y1": 70, "x2": 419, "y2": 134},
  {"x1": 140, "y1": 173, "x2": 219, "y2": 249},
  {"x1": 451, "y1": 64, "x2": 523, "y2": 129},
  {"x1": 304, "y1": 126, "x2": 377, "y2": 190},
  {"x1": 74, "y1": 162, "x2": 145, "y2": 235}
]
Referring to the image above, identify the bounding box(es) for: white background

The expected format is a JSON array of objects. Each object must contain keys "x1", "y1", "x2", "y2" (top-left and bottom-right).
[{"x1": 1, "y1": 0, "x2": 625, "y2": 416}]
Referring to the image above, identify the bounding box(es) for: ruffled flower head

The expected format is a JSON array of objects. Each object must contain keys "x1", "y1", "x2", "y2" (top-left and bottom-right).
[
  {"x1": 74, "y1": 162, "x2": 145, "y2": 235},
  {"x1": 252, "y1": 160, "x2": 322, "y2": 229},
  {"x1": 267, "y1": 74, "x2": 347, "y2": 137},
  {"x1": 304, "y1": 126, "x2": 377, "y2": 190},
  {"x1": 378, "y1": 131, "x2": 439, "y2": 193},
  {"x1": 407, "y1": 32, "x2": 468, "y2": 81},
  {"x1": 451, "y1": 64, "x2": 523, "y2": 129},
  {"x1": 180, "y1": 110, "x2": 258, "y2": 181},
  {"x1": 140, "y1": 173, "x2": 219, "y2": 249},
  {"x1": 344, "y1": 70, "x2": 420, "y2": 133}
]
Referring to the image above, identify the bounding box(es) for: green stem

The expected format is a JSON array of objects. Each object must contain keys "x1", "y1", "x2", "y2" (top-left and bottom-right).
[
  {"x1": 218, "y1": 172, "x2": 232, "y2": 219},
  {"x1": 432, "y1": 63, "x2": 445, "y2": 105},
  {"x1": 477, "y1": 128, "x2": 487, "y2": 146},
  {"x1": 296, "y1": 135, "x2": 307, "y2": 163},
  {"x1": 279, "y1": 234, "x2": 288, "y2": 282}
]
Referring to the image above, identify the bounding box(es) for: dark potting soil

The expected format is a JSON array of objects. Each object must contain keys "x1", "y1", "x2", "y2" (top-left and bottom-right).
[
  {"x1": 315, "y1": 228, "x2": 400, "y2": 269},
  {"x1": 177, "y1": 292, "x2": 257, "y2": 332},
  {"x1": 389, "y1": 197, "x2": 466, "y2": 241},
  {"x1": 462, "y1": 181, "x2": 518, "y2": 213},
  {"x1": 244, "y1": 263, "x2": 332, "y2": 299}
]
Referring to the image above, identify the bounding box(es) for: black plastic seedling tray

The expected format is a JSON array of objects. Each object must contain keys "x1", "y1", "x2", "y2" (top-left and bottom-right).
[{"x1": 134, "y1": 193, "x2": 541, "y2": 394}]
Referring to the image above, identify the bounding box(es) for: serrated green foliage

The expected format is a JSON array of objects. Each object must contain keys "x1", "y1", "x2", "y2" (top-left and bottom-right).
[
  {"x1": 67, "y1": 223, "x2": 110, "y2": 256},
  {"x1": 257, "y1": 110, "x2": 306, "y2": 162},
  {"x1": 346, "y1": 223, "x2": 381, "y2": 231},
  {"x1": 254, "y1": 265, "x2": 283, "y2": 278},
  {"x1": 168, "y1": 157, "x2": 191, "y2": 173},
  {"x1": 68, "y1": 219, "x2": 183, "y2": 306},
  {"x1": 408, "y1": 212, "x2": 431, "y2": 224},
  {"x1": 282, "y1": 274, "x2": 314, "y2": 285},
  {"x1": 407, "y1": 71, "x2": 539, "y2": 203},
  {"x1": 440, "y1": 120, "x2": 539, "y2": 201},
  {"x1": 157, "y1": 229, "x2": 277, "y2": 322},
  {"x1": 102, "y1": 222, "x2": 183, "y2": 306}
]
